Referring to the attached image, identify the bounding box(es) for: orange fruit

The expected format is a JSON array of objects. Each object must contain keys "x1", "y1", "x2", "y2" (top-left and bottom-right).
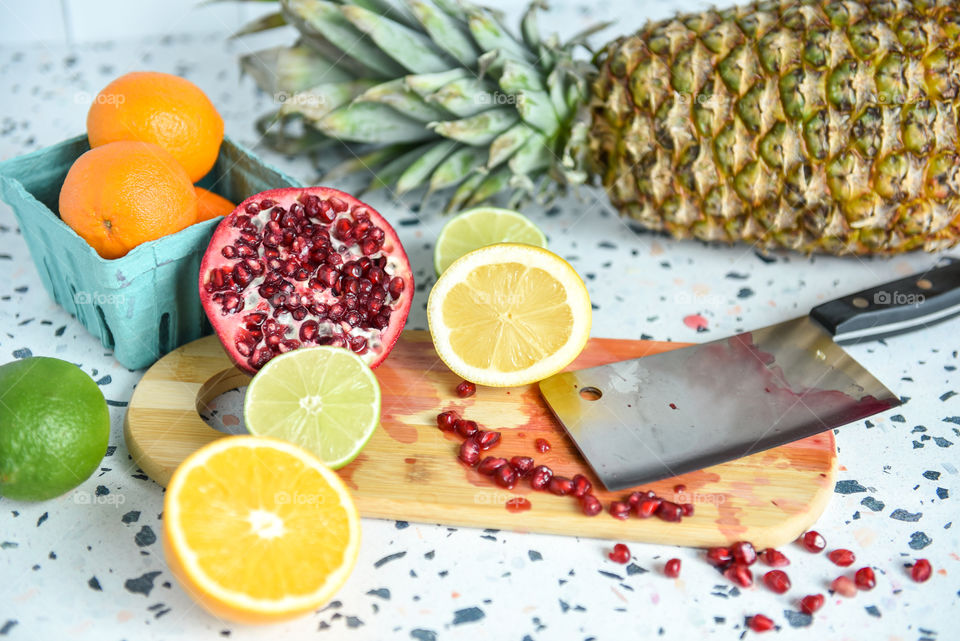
[
  {"x1": 195, "y1": 187, "x2": 236, "y2": 222},
  {"x1": 59, "y1": 141, "x2": 198, "y2": 259},
  {"x1": 162, "y1": 436, "x2": 361, "y2": 624},
  {"x1": 87, "y1": 71, "x2": 224, "y2": 182}
]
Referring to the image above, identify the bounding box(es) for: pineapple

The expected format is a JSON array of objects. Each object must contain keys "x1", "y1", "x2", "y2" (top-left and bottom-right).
[{"x1": 238, "y1": 0, "x2": 960, "y2": 255}]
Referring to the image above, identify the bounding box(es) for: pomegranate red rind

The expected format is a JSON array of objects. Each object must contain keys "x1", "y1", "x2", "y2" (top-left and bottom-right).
[{"x1": 198, "y1": 187, "x2": 413, "y2": 374}]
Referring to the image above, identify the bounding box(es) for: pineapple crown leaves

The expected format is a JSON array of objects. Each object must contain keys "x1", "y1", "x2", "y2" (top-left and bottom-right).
[{"x1": 236, "y1": 0, "x2": 605, "y2": 209}]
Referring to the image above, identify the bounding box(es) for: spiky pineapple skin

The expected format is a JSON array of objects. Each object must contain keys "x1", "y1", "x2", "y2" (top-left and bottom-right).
[{"x1": 589, "y1": 0, "x2": 960, "y2": 255}]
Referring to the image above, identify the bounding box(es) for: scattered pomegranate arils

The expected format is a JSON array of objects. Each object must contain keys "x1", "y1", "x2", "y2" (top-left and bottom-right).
[
  {"x1": 534, "y1": 438, "x2": 551, "y2": 453},
  {"x1": 453, "y1": 419, "x2": 479, "y2": 438},
  {"x1": 747, "y1": 614, "x2": 775, "y2": 633},
  {"x1": 198, "y1": 187, "x2": 413, "y2": 374},
  {"x1": 759, "y1": 548, "x2": 790, "y2": 567},
  {"x1": 456, "y1": 381, "x2": 476, "y2": 398},
  {"x1": 634, "y1": 498, "x2": 661, "y2": 518},
  {"x1": 458, "y1": 438, "x2": 481, "y2": 466},
  {"x1": 609, "y1": 500, "x2": 631, "y2": 520},
  {"x1": 571, "y1": 474, "x2": 592, "y2": 498},
  {"x1": 854, "y1": 567, "x2": 876, "y2": 590},
  {"x1": 548, "y1": 476, "x2": 574, "y2": 496},
  {"x1": 529, "y1": 465, "x2": 553, "y2": 490},
  {"x1": 475, "y1": 430, "x2": 501, "y2": 450},
  {"x1": 828, "y1": 549, "x2": 856, "y2": 567},
  {"x1": 723, "y1": 563, "x2": 753, "y2": 587},
  {"x1": 799, "y1": 593, "x2": 824, "y2": 615},
  {"x1": 608, "y1": 543, "x2": 630, "y2": 564},
  {"x1": 762, "y1": 569, "x2": 791, "y2": 594},
  {"x1": 494, "y1": 464, "x2": 518, "y2": 489},
  {"x1": 673, "y1": 484, "x2": 686, "y2": 494},
  {"x1": 830, "y1": 575, "x2": 857, "y2": 597},
  {"x1": 681, "y1": 503, "x2": 694, "y2": 517},
  {"x1": 477, "y1": 457, "x2": 508, "y2": 476},
  {"x1": 801, "y1": 530, "x2": 826, "y2": 553},
  {"x1": 510, "y1": 456, "x2": 535, "y2": 477},
  {"x1": 655, "y1": 500, "x2": 683, "y2": 522},
  {"x1": 910, "y1": 559, "x2": 932, "y2": 582},
  {"x1": 706, "y1": 547, "x2": 733, "y2": 568},
  {"x1": 627, "y1": 491, "x2": 645, "y2": 507},
  {"x1": 664, "y1": 558, "x2": 681, "y2": 578},
  {"x1": 580, "y1": 494, "x2": 602, "y2": 517},
  {"x1": 731, "y1": 541, "x2": 757, "y2": 566}
]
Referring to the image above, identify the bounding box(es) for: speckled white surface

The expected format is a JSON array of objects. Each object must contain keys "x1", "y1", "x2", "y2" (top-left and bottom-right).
[{"x1": 0, "y1": 1, "x2": 958, "y2": 639}]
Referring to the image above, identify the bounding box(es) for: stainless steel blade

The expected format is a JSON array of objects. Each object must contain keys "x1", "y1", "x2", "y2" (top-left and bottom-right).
[{"x1": 538, "y1": 317, "x2": 901, "y2": 491}]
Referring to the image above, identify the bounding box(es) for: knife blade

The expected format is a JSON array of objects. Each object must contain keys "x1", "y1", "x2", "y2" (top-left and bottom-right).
[{"x1": 539, "y1": 259, "x2": 960, "y2": 491}]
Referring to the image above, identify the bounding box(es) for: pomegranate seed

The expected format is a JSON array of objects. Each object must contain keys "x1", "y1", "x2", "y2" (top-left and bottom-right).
[
  {"x1": 454, "y1": 419, "x2": 479, "y2": 438},
  {"x1": 634, "y1": 498, "x2": 661, "y2": 518},
  {"x1": 609, "y1": 500, "x2": 631, "y2": 519},
  {"x1": 828, "y1": 549, "x2": 855, "y2": 567},
  {"x1": 705, "y1": 547, "x2": 733, "y2": 568},
  {"x1": 681, "y1": 502, "x2": 694, "y2": 516},
  {"x1": 436, "y1": 411, "x2": 458, "y2": 431},
  {"x1": 747, "y1": 614, "x2": 775, "y2": 632},
  {"x1": 724, "y1": 563, "x2": 753, "y2": 587},
  {"x1": 388, "y1": 276, "x2": 405, "y2": 298},
  {"x1": 801, "y1": 530, "x2": 826, "y2": 553},
  {"x1": 655, "y1": 500, "x2": 683, "y2": 522},
  {"x1": 456, "y1": 381, "x2": 476, "y2": 398},
  {"x1": 910, "y1": 559, "x2": 932, "y2": 582},
  {"x1": 299, "y1": 320, "x2": 319, "y2": 342},
  {"x1": 830, "y1": 575, "x2": 857, "y2": 597},
  {"x1": 673, "y1": 484, "x2": 686, "y2": 494},
  {"x1": 510, "y1": 456, "x2": 534, "y2": 477},
  {"x1": 762, "y1": 569, "x2": 791, "y2": 594},
  {"x1": 608, "y1": 543, "x2": 630, "y2": 564},
  {"x1": 548, "y1": 476, "x2": 574, "y2": 496},
  {"x1": 627, "y1": 491, "x2": 645, "y2": 507},
  {"x1": 529, "y1": 465, "x2": 553, "y2": 490},
  {"x1": 494, "y1": 464, "x2": 518, "y2": 489},
  {"x1": 759, "y1": 548, "x2": 790, "y2": 567},
  {"x1": 854, "y1": 567, "x2": 876, "y2": 590},
  {"x1": 571, "y1": 474, "x2": 592, "y2": 498},
  {"x1": 475, "y1": 430, "x2": 501, "y2": 450},
  {"x1": 477, "y1": 457, "x2": 508, "y2": 476},
  {"x1": 731, "y1": 541, "x2": 757, "y2": 566},
  {"x1": 580, "y1": 494, "x2": 602, "y2": 516},
  {"x1": 664, "y1": 558, "x2": 681, "y2": 578},
  {"x1": 534, "y1": 438, "x2": 551, "y2": 453},
  {"x1": 799, "y1": 593, "x2": 825, "y2": 614},
  {"x1": 458, "y1": 438, "x2": 481, "y2": 465}
]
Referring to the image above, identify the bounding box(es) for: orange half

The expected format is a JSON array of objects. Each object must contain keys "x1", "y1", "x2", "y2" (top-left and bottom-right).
[{"x1": 162, "y1": 436, "x2": 361, "y2": 624}]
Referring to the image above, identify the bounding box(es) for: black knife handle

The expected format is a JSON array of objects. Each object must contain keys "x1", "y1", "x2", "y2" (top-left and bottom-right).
[{"x1": 810, "y1": 258, "x2": 960, "y2": 344}]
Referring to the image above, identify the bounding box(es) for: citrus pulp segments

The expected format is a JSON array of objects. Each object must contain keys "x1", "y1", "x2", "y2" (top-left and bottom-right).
[
  {"x1": 162, "y1": 436, "x2": 361, "y2": 623},
  {"x1": 433, "y1": 207, "x2": 548, "y2": 275},
  {"x1": 243, "y1": 346, "x2": 381, "y2": 469},
  {"x1": 427, "y1": 243, "x2": 592, "y2": 387}
]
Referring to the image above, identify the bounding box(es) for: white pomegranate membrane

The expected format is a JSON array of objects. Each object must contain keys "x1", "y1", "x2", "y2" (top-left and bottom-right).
[{"x1": 199, "y1": 187, "x2": 413, "y2": 374}]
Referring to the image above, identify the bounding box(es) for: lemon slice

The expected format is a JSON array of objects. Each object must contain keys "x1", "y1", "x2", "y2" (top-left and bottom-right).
[
  {"x1": 433, "y1": 207, "x2": 548, "y2": 275},
  {"x1": 427, "y1": 243, "x2": 591, "y2": 386},
  {"x1": 243, "y1": 346, "x2": 381, "y2": 468}
]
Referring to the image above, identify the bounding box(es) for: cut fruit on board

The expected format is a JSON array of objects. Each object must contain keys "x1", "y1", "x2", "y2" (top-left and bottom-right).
[{"x1": 125, "y1": 331, "x2": 837, "y2": 548}]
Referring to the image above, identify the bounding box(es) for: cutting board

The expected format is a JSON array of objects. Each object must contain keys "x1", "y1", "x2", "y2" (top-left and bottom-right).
[{"x1": 124, "y1": 331, "x2": 837, "y2": 548}]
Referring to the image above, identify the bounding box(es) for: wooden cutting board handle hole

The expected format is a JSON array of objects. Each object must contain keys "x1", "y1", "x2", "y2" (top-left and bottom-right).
[{"x1": 196, "y1": 367, "x2": 251, "y2": 433}]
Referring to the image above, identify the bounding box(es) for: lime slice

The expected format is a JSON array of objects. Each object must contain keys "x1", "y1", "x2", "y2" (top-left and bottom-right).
[
  {"x1": 243, "y1": 347, "x2": 381, "y2": 469},
  {"x1": 434, "y1": 207, "x2": 548, "y2": 275}
]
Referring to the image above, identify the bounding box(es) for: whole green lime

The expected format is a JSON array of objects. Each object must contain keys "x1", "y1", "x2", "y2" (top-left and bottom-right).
[{"x1": 0, "y1": 357, "x2": 110, "y2": 501}]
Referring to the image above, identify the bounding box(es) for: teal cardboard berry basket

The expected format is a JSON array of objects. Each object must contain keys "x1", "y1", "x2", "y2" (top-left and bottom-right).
[{"x1": 0, "y1": 135, "x2": 302, "y2": 370}]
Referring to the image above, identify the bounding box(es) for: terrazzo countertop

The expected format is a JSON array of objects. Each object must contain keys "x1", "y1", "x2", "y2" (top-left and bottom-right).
[{"x1": 1, "y1": 1, "x2": 958, "y2": 639}]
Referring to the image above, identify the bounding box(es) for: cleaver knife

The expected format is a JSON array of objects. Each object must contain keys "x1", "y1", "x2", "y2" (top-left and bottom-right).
[{"x1": 539, "y1": 259, "x2": 960, "y2": 491}]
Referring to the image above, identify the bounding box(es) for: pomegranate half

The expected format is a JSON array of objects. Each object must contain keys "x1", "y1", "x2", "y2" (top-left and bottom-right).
[{"x1": 198, "y1": 187, "x2": 413, "y2": 374}]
